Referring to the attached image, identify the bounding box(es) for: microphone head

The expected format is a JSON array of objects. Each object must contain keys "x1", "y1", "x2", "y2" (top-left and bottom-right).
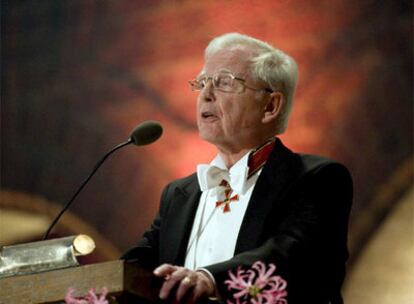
[{"x1": 129, "y1": 120, "x2": 163, "y2": 146}]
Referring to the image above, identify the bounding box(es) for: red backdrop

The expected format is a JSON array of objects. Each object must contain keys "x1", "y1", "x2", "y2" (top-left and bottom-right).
[{"x1": 1, "y1": 0, "x2": 412, "y2": 262}]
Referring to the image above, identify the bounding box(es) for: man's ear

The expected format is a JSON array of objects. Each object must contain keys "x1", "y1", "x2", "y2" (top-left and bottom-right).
[{"x1": 262, "y1": 92, "x2": 284, "y2": 124}]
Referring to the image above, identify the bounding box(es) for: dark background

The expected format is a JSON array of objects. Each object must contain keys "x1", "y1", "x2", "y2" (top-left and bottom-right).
[{"x1": 1, "y1": 0, "x2": 412, "y2": 280}]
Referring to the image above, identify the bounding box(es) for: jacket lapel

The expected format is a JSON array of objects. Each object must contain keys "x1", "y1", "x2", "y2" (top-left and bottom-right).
[
  {"x1": 235, "y1": 138, "x2": 301, "y2": 254},
  {"x1": 161, "y1": 176, "x2": 201, "y2": 265}
]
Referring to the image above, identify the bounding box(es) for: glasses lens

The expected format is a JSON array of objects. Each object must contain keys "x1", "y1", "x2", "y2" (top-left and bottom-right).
[{"x1": 214, "y1": 73, "x2": 235, "y2": 92}]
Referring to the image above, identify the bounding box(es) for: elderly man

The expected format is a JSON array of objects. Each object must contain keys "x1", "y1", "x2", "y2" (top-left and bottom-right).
[{"x1": 123, "y1": 33, "x2": 352, "y2": 304}]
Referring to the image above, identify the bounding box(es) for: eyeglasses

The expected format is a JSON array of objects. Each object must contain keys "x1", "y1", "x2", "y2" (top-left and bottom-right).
[{"x1": 188, "y1": 71, "x2": 273, "y2": 94}]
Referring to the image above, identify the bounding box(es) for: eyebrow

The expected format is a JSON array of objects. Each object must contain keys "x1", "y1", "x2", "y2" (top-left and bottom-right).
[
  {"x1": 197, "y1": 69, "x2": 243, "y2": 78},
  {"x1": 220, "y1": 69, "x2": 246, "y2": 79}
]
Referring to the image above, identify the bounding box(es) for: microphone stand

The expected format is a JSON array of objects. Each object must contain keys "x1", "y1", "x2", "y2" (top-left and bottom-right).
[{"x1": 43, "y1": 138, "x2": 133, "y2": 240}]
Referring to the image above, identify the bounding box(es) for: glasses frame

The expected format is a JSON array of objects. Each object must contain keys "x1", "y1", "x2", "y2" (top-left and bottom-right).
[{"x1": 189, "y1": 71, "x2": 273, "y2": 94}]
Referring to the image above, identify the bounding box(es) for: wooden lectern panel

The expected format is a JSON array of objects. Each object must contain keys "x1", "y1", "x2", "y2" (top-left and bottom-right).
[{"x1": 0, "y1": 260, "x2": 160, "y2": 304}]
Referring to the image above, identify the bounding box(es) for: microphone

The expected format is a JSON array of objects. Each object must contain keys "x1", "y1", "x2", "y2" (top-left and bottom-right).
[
  {"x1": 43, "y1": 120, "x2": 163, "y2": 240},
  {"x1": 129, "y1": 120, "x2": 163, "y2": 146}
]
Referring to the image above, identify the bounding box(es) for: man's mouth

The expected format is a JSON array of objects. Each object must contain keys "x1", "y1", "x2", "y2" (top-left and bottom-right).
[{"x1": 201, "y1": 111, "x2": 217, "y2": 119}]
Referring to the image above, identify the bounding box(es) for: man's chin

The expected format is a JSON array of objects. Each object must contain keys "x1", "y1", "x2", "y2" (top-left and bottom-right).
[{"x1": 198, "y1": 131, "x2": 221, "y2": 145}]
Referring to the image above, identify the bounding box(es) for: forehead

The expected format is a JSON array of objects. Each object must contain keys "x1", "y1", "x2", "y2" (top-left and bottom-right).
[{"x1": 202, "y1": 47, "x2": 254, "y2": 77}]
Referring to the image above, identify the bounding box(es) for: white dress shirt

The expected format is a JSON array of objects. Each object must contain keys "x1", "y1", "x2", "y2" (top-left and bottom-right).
[{"x1": 184, "y1": 151, "x2": 262, "y2": 270}]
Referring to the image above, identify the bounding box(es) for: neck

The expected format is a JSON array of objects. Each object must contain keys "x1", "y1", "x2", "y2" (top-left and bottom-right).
[{"x1": 218, "y1": 148, "x2": 251, "y2": 168}]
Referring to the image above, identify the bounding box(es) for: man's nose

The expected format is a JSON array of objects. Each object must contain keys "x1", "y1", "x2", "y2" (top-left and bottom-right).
[{"x1": 200, "y1": 80, "x2": 215, "y2": 102}]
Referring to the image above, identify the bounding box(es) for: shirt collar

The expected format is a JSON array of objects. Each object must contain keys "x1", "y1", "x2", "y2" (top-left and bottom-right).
[{"x1": 197, "y1": 137, "x2": 276, "y2": 194}]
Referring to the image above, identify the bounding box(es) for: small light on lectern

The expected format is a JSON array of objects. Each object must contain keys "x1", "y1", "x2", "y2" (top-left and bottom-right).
[{"x1": 73, "y1": 234, "x2": 96, "y2": 256}]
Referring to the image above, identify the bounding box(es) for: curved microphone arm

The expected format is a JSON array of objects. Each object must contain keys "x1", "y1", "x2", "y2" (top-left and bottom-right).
[{"x1": 43, "y1": 138, "x2": 133, "y2": 240}]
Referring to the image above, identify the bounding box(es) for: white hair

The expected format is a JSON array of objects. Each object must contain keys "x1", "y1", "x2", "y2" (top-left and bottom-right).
[{"x1": 205, "y1": 33, "x2": 298, "y2": 134}]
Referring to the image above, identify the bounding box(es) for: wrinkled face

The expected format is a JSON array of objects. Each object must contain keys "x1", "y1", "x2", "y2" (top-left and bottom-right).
[{"x1": 196, "y1": 48, "x2": 267, "y2": 151}]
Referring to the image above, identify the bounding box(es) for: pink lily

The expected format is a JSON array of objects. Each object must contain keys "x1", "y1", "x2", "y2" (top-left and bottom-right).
[
  {"x1": 65, "y1": 287, "x2": 108, "y2": 304},
  {"x1": 225, "y1": 261, "x2": 288, "y2": 304}
]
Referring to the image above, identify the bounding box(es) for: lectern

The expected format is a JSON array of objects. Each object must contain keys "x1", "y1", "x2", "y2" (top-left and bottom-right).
[{"x1": 0, "y1": 260, "x2": 161, "y2": 303}]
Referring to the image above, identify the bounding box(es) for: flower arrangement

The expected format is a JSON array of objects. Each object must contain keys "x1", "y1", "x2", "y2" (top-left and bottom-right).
[
  {"x1": 65, "y1": 287, "x2": 109, "y2": 304},
  {"x1": 225, "y1": 261, "x2": 287, "y2": 304}
]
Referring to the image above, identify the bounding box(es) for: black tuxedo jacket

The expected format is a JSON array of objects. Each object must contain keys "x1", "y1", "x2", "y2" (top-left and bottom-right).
[{"x1": 123, "y1": 138, "x2": 353, "y2": 304}]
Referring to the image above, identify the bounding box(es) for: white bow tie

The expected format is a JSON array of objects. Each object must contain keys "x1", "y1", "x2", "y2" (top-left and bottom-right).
[
  {"x1": 197, "y1": 165, "x2": 229, "y2": 191},
  {"x1": 197, "y1": 164, "x2": 248, "y2": 194}
]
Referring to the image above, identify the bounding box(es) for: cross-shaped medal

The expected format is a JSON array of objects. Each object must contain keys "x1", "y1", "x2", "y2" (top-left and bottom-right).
[{"x1": 216, "y1": 180, "x2": 239, "y2": 213}]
